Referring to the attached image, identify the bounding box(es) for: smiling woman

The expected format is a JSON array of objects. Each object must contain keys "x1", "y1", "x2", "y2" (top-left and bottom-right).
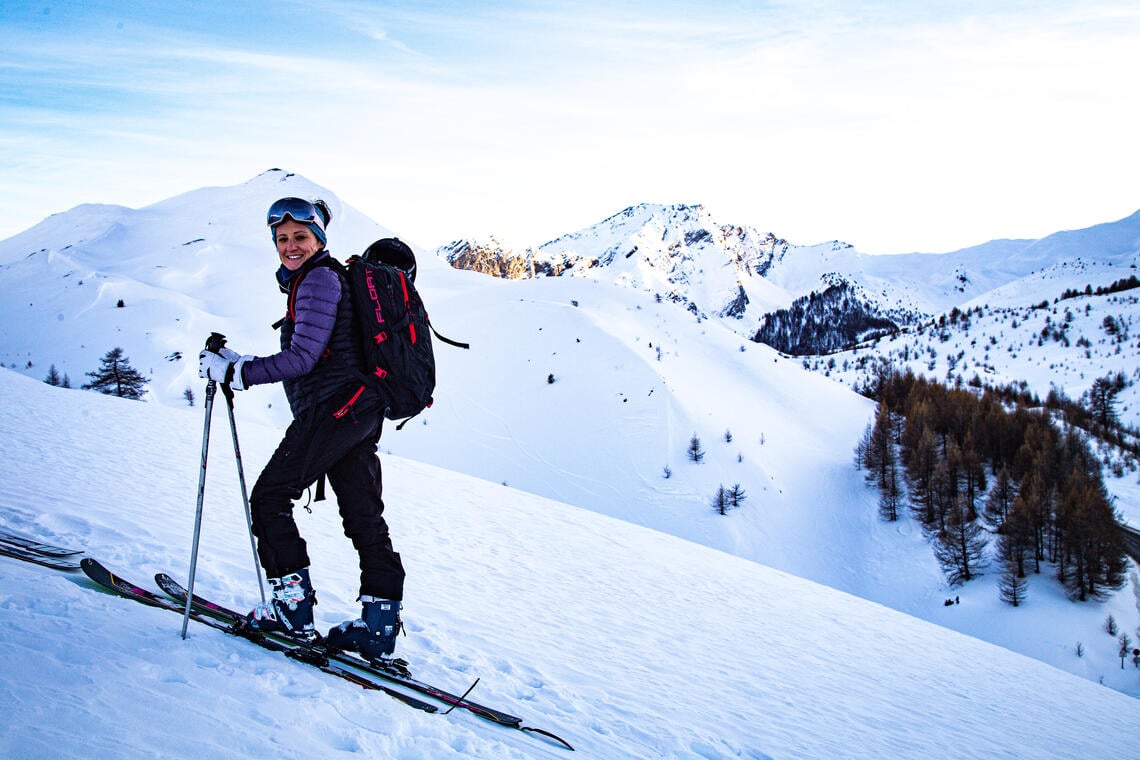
[{"x1": 194, "y1": 194, "x2": 409, "y2": 659}]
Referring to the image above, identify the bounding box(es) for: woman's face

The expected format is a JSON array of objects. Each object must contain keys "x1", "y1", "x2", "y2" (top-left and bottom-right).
[{"x1": 274, "y1": 219, "x2": 323, "y2": 271}]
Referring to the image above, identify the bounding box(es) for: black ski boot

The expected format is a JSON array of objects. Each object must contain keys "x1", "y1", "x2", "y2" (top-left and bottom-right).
[
  {"x1": 326, "y1": 596, "x2": 402, "y2": 660},
  {"x1": 247, "y1": 568, "x2": 318, "y2": 640}
]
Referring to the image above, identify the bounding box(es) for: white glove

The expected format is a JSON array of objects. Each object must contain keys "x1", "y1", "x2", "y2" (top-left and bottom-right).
[
  {"x1": 199, "y1": 350, "x2": 234, "y2": 384},
  {"x1": 198, "y1": 350, "x2": 253, "y2": 390}
]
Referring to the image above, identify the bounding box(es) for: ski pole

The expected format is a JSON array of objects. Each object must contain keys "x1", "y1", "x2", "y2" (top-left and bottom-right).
[
  {"x1": 219, "y1": 379, "x2": 267, "y2": 608},
  {"x1": 181, "y1": 332, "x2": 225, "y2": 639}
]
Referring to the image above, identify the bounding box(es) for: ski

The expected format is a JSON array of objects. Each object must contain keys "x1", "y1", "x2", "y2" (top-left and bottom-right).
[
  {"x1": 155, "y1": 572, "x2": 574, "y2": 751},
  {"x1": 0, "y1": 529, "x2": 83, "y2": 557},
  {"x1": 79, "y1": 558, "x2": 438, "y2": 714},
  {"x1": 0, "y1": 542, "x2": 82, "y2": 570}
]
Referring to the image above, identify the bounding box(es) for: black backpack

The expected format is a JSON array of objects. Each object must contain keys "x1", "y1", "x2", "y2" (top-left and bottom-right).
[{"x1": 338, "y1": 238, "x2": 468, "y2": 427}]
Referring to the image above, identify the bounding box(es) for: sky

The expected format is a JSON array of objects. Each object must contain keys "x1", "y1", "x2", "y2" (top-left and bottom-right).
[{"x1": 1, "y1": 1, "x2": 1138, "y2": 254}]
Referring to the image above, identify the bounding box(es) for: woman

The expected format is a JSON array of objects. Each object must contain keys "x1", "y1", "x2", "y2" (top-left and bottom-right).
[{"x1": 198, "y1": 196, "x2": 405, "y2": 659}]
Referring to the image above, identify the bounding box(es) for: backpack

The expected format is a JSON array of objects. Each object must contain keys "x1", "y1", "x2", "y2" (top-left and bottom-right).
[{"x1": 336, "y1": 238, "x2": 468, "y2": 428}]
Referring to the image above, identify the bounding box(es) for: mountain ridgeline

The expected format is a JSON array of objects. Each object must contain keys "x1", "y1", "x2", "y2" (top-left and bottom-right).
[
  {"x1": 440, "y1": 205, "x2": 1140, "y2": 366},
  {"x1": 440, "y1": 203, "x2": 797, "y2": 327},
  {"x1": 439, "y1": 202, "x2": 910, "y2": 354}
]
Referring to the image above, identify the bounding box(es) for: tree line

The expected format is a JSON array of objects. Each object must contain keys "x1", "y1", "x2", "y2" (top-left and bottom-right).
[
  {"x1": 754, "y1": 283, "x2": 898, "y2": 355},
  {"x1": 856, "y1": 367, "x2": 1127, "y2": 604},
  {"x1": 1060, "y1": 274, "x2": 1140, "y2": 301}
]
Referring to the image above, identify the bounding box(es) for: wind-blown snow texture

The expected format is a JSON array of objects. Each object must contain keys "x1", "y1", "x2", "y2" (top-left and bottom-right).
[
  {"x1": 1, "y1": 172, "x2": 1140, "y2": 756},
  {"x1": 2, "y1": 370, "x2": 1139, "y2": 758}
]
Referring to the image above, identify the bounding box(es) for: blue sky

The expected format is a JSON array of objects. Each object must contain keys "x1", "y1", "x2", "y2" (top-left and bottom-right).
[{"x1": 1, "y1": 0, "x2": 1138, "y2": 253}]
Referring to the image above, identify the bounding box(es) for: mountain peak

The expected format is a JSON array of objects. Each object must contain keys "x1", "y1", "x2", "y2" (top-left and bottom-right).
[{"x1": 443, "y1": 201, "x2": 797, "y2": 325}]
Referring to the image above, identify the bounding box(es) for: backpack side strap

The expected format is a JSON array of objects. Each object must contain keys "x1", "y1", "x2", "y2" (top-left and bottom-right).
[{"x1": 430, "y1": 323, "x2": 470, "y2": 349}]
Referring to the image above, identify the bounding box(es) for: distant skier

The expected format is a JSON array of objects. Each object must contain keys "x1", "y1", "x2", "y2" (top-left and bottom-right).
[{"x1": 198, "y1": 196, "x2": 405, "y2": 659}]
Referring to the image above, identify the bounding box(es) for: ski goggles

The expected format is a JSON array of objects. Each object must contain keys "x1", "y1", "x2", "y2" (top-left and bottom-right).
[{"x1": 266, "y1": 197, "x2": 326, "y2": 231}]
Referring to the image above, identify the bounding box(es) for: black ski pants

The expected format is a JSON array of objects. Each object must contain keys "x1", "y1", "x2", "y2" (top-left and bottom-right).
[{"x1": 249, "y1": 392, "x2": 405, "y2": 601}]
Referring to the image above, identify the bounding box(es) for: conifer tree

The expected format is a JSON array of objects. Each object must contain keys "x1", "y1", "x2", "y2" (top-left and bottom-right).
[
  {"x1": 82, "y1": 347, "x2": 147, "y2": 400},
  {"x1": 688, "y1": 434, "x2": 705, "y2": 463},
  {"x1": 998, "y1": 561, "x2": 1028, "y2": 606},
  {"x1": 960, "y1": 435, "x2": 986, "y2": 520},
  {"x1": 982, "y1": 467, "x2": 1016, "y2": 531},
  {"x1": 878, "y1": 451, "x2": 903, "y2": 522},
  {"x1": 1087, "y1": 375, "x2": 1120, "y2": 429},
  {"x1": 711, "y1": 485, "x2": 729, "y2": 515},
  {"x1": 863, "y1": 403, "x2": 895, "y2": 485},
  {"x1": 44, "y1": 364, "x2": 62, "y2": 386},
  {"x1": 1056, "y1": 467, "x2": 1126, "y2": 601},
  {"x1": 906, "y1": 427, "x2": 938, "y2": 527},
  {"x1": 933, "y1": 496, "x2": 988, "y2": 586}
]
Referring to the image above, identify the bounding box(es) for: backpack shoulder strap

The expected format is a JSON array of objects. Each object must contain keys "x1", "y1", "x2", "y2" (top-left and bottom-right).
[{"x1": 271, "y1": 257, "x2": 344, "y2": 330}]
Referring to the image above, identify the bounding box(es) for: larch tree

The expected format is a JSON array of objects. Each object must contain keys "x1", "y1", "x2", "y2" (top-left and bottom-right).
[{"x1": 82, "y1": 347, "x2": 147, "y2": 400}]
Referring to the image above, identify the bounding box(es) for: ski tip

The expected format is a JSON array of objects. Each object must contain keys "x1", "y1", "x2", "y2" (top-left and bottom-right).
[
  {"x1": 79, "y1": 557, "x2": 116, "y2": 589},
  {"x1": 80, "y1": 557, "x2": 114, "y2": 582}
]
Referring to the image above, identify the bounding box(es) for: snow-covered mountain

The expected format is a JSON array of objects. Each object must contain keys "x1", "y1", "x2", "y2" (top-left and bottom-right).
[
  {"x1": 441, "y1": 201, "x2": 1140, "y2": 430},
  {"x1": 0, "y1": 169, "x2": 400, "y2": 415},
  {"x1": 442, "y1": 202, "x2": 815, "y2": 329},
  {"x1": 2, "y1": 171, "x2": 1140, "y2": 708},
  {"x1": 441, "y1": 202, "x2": 1140, "y2": 353}
]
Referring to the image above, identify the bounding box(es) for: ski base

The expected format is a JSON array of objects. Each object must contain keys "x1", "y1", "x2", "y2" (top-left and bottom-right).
[
  {"x1": 0, "y1": 543, "x2": 82, "y2": 570},
  {"x1": 0, "y1": 528, "x2": 83, "y2": 557},
  {"x1": 0, "y1": 529, "x2": 83, "y2": 570}
]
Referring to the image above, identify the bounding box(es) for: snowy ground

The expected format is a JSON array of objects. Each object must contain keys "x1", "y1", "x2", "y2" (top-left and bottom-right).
[
  {"x1": 4, "y1": 173, "x2": 1139, "y2": 694},
  {"x1": 2, "y1": 369, "x2": 1140, "y2": 758},
  {"x1": 3, "y1": 174, "x2": 1140, "y2": 757}
]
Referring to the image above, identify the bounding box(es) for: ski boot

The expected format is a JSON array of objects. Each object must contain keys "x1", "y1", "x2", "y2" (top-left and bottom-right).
[
  {"x1": 247, "y1": 567, "x2": 318, "y2": 640},
  {"x1": 325, "y1": 596, "x2": 402, "y2": 661}
]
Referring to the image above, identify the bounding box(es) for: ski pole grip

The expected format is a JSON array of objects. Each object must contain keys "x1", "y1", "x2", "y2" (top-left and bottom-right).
[{"x1": 205, "y1": 332, "x2": 228, "y2": 353}]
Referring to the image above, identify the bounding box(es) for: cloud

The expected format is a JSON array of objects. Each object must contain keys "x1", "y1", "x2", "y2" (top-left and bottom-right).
[{"x1": 1, "y1": 1, "x2": 1138, "y2": 252}]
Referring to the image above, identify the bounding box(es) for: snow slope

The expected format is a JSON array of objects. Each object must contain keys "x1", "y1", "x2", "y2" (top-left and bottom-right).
[
  {"x1": 2, "y1": 368, "x2": 1139, "y2": 759},
  {"x1": 2, "y1": 171, "x2": 1139, "y2": 707}
]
